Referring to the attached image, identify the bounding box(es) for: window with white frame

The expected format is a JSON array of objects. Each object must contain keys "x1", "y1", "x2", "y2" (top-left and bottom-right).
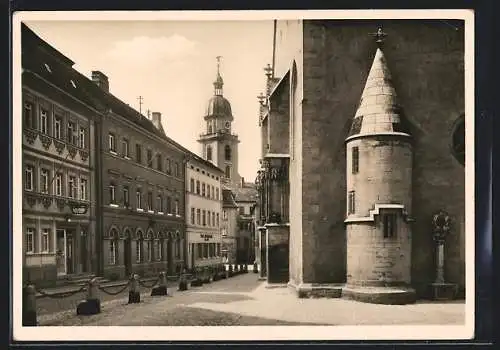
[
  {"x1": 68, "y1": 176, "x2": 77, "y2": 198},
  {"x1": 67, "y1": 121, "x2": 77, "y2": 145},
  {"x1": 41, "y1": 228, "x2": 50, "y2": 252},
  {"x1": 216, "y1": 188, "x2": 219, "y2": 200},
  {"x1": 147, "y1": 191, "x2": 153, "y2": 211},
  {"x1": 122, "y1": 138, "x2": 129, "y2": 158},
  {"x1": 191, "y1": 207, "x2": 195, "y2": 224},
  {"x1": 25, "y1": 227, "x2": 34, "y2": 253},
  {"x1": 123, "y1": 186, "x2": 129, "y2": 207},
  {"x1": 55, "y1": 173, "x2": 63, "y2": 196},
  {"x1": 216, "y1": 213, "x2": 219, "y2": 227},
  {"x1": 25, "y1": 165, "x2": 34, "y2": 191},
  {"x1": 196, "y1": 209, "x2": 201, "y2": 225},
  {"x1": 174, "y1": 200, "x2": 179, "y2": 216},
  {"x1": 54, "y1": 116, "x2": 62, "y2": 139},
  {"x1": 108, "y1": 133, "x2": 116, "y2": 153},
  {"x1": 157, "y1": 195, "x2": 163, "y2": 213},
  {"x1": 136, "y1": 238, "x2": 143, "y2": 263},
  {"x1": 79, "y1": 127, "x2": 86, "y2": 148},
  {"x1": 40, "y1": 169, "x2": 49, "y2": 194},
  {"x1": 212, "y1": 212, "x2": 216, "y2": 227},
  {"x1": 148, "y1": 239, "x2": 153, "y2": 262},
  {"x1": 136, "y1": 189, "x2": 142, "y2": 209},
  {"x1": 39, "y1": 109, "x2": 48, "y2": 134},
  {"x1": 24, "y1": 102, "x2": 34, "y2": 129},
  {"x1": 207, "y1": 210, "x2": 211, "y2": 226},
  {"x1": 80, "y1": 178, "x2": 87, "y2": 200},
  {"x1": 109, "y1": 183, "x2": 116, "y2": 204},
  {"x1": 202, "y1": 210, "x2": 206, "y2": 226},
  {"x1": 109, "y1": 240, "x2": 117, "y2": 265}
]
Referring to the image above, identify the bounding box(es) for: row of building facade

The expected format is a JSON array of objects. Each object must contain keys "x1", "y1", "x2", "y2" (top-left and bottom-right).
[{"x1": 21, "y1": 23, "x2": 257, "y2": 287}]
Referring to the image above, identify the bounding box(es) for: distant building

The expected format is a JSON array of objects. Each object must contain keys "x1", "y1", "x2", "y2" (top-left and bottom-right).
[
  {"x1": 185, "y1": 155, "x2": 224, "y2": 271},
  {"x1": 256, "y1": 19, "x2": 465, "y2": 303},
  {"x1": 197, "y1": 59, "x2": 257, "y2": 265}
]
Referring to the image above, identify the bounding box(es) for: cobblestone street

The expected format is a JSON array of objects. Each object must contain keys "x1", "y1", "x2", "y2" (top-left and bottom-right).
[{"x1": 37, "y1": 273, "x2": 465, "y2": 327}]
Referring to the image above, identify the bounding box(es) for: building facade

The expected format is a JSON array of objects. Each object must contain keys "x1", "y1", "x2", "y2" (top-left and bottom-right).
[
  {"x1": 221, "y1": 189, "x2": 239, "y2": 264},
  {"x1": 233, "y1": 183, "x2": 258, "y2": 264},
  {"x1": 185, "y1": 155, "x2": 224, "y2": 271},
  {"x1": 89, "y1": 76, "x2": 187, "y2": 279},
  {"x1": 257, "y1": 19, "x2": 465, "y2": 302},
  {"x1": 22, "y1": 24, "x2": 97, "y2": 287}
]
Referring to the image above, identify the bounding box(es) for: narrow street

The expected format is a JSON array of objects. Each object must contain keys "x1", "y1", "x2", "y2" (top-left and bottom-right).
[{"x1": 38, "y1": 273, "x2": 465, "y2": 327}]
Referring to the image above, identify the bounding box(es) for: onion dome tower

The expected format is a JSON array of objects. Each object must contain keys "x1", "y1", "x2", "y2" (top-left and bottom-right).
[
  {"x1": 343, "y1": 30, "x2": 416, "y2": 304},
  {"x1": 198, "y1": 56, "x2": 241, "y2": 188}
]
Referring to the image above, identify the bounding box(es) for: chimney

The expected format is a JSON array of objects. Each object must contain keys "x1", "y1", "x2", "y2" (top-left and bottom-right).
[
  {"x1": 91, "y1": 71, "x2": 109, "y2": 92},
  {"x1": 151, "y1": 112, "x2": 166, "y2": 134}
]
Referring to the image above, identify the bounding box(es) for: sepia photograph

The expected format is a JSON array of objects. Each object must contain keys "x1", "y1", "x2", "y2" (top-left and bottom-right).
[{"x1": 12, "y1": 10, "x2": 474, "y2": 341}]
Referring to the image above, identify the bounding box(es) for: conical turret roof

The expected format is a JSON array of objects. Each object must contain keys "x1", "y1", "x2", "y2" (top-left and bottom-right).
[{"x1": 346, "y1": 48, "x2": 411, "y2": 141}]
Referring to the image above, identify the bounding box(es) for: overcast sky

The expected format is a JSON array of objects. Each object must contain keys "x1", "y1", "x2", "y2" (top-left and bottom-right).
[{"x1": 25, "y1": 20, "x2": 273, "y2": 182}]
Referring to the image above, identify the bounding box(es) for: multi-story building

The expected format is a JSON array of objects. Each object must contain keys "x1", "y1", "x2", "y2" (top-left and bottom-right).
[
  {"x1": 21, "y1": 24, "x2": 97, "y2": 286},
  {"x1": 220, "y1": 189, "x2": 238, "y2": 264},
  {"x1": 87, "y1": 74, "x2": 187, "y2": 279},
  {"x1": 257, "y1": 19, "x2": 465, "y2": 303},
  {"x1": 185, "y1": 154, "x2": 224, "y2": 271},
  {"x1": 233, "y1": 181, "x2": 258, "y2": 264}
]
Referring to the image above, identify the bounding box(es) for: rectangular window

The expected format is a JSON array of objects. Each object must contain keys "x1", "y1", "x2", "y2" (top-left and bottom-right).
[
  {"x1": 41, "y1": 228, "x2": 50, "y2": 252},
  {"x1": 211, "y1": 186, "x2": 215, "y2": 199},
  {"x1": 54, "y1": 173, "x2": 63, "y2": 196},
  {"x1": 174, "y1": 200, "x2": 179, "y2": 216},
  {"x1": 202, "y1": 183, "x2": 206, "y2": 197},
  {"x1": 26, "y1": 227, "x2": 34, "y2": 253},
  {"x1": 239, "y1": 206, "x2": 245, "y2": 215},
  {"x1": 352, "y1": 147, "x2": 359, "y2": 174},
  {"x1": 348, "y1": 191, "x2": 355, "y2": 215},
  {"x1": 383, "y1": 214, "x2": 397, "y2": 238},
  {"x1": 216, "y1": 213, "x2": 219, "y2": 227},
  {"x1": 136, "y1": 240, "x2": 142, "y2": 263},
  {"x1": 148, "y1": 240, "x2": 153, "y2": 262},
  {"x1": 54, "y1": 116, "x2": 62, "y2": 139},
  {"x1": 68, "y1": 176, "x2": 77, "y2": 198},
  {"x1": 109, "y1": 240, "x2": 117, "y2": 265},
  {"x1": 147, "y1": 149, "x2": 153, "y2": 168},
  {"x1": 212, "y1": 212, "x2": 216, "y2": 227},
  {"x1": 157, "y1": 195, "x2": 163, "y2": 213},
  {"x1": 207, "y1": 211, "x2": 211, "y2": 226},
  {"x1": 24, "y1": 102, "x2": 34, "y2": 129},
  {"x1": 109, "y1": 184, "x2": 116, "y2": 204},
  {"x1": 67, "y1": 121, "x2": 77, "y2": 145},
  {"x1": 136, "y1": 190, "x2": 142, "y2": 209},
  {"x1": 197, "y1": 243, "x2": 203, "y2": 259},
  {"x1": 222, "y1": 228, "x2": 227, "y2": 237},
  {"x1": 202, "y1": 210, "x2": 206, "y2": 226},
  {"x1": 122, "y1": 138, "x2": 129, "y2": 158},
  {"x1": 157, "y1": 154, "x2": 163, "y2": 171},
  {"x1": 40, "y1": 169, "x2": 49, "y2": 194},
  {"x1": 166, "y1": 159, "x2": 171, "y2": 175},
  {"x1": 190, "y1": 178, "x2": 195, "y2": 192},
  {"x1": 136, "y1": 144, "x2": 142, "y2": 163},
  {"x1": 108, "y1": 133, "x2": 116, "y2": 153},
  {"x1": 174, "y1": 162, "x2": 179, "y2": 177},
  {"x1": 191, "y1": 208, "x2": 195, "y2": 224},
  {"x1": 79, "y1": 127, "x2": 86, "y2": 148},
  {"x1": 123, "y1": 186, "x2": 130, "y2": 207},
  {"x1": 196, "y1": 209, "x2": 201, "y2": 225},
  {"x1": 216, "y1": 188, "x2": 219, "y2": 200},
  {"x1": 196, "y1": 181, "x2": 200, "y2": 195},
  {"x1": 166, "y1": 197, "x2": 172, "y2": 214},
  {"x1": 147, "y1": 191, "x2": 153, "y2": 211},
  {"x1": 39, "y1": 109, "x2": 48, "y2": 134},
  {"x1": 80, "y1": 178, "x2": 87, "y2": 200}
]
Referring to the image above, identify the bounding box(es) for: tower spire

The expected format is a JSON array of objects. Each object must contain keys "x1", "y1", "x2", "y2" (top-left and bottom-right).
[{"x1": 214, "y1": 56, "x2": 224, "y2": 96}]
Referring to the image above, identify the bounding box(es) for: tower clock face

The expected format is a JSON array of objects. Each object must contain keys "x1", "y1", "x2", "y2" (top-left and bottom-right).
[{"x1": 225, "y1": 122, "x2": 231, "y2": 129}]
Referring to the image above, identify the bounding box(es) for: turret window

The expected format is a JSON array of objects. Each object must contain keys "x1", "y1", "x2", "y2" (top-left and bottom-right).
[
  {"x1": 225, "y1": 165, "x2": 231, "y2": 179},
  {"x1": 352, "y1": 147, "x2": 359, "y2": 174},
  {"x1": 348, "y1": 191, "x2": 355, "y2": 214},
  {"x1": 207, "y1": 146, "x2": 213, "y2": 161},
  {"x1": 383, "y1": 214, "x2": 397, "y2": 238},
  {"x1": 224, "y1": 145, "x2": 231, "y2": 161}
]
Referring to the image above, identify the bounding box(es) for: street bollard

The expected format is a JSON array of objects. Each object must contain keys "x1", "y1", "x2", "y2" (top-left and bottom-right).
[
  {"x1": 204, "y1": 267, "x2": 212, "y2": 284},
  {"x1": 23, "y1": 283, "x2": 37, "y2": 326},
  {"x1": 178, "y1": 270, "x2": 188, "y2": 291},
  {"x1": 128, "y1": 274, "x2": 141, "y2": 304},
  {"x1": 151, "y1": 271, "x2": 168, "y2": 296},
  {"x1": 253, "y1": 262, "x2": 258, "y2": 273},
  {"x1": 228, "y1": 264, "x2": 233, "y2": 277},
  {"x1": 77, "y1": 277, "x2": 101, "y2": 315}
]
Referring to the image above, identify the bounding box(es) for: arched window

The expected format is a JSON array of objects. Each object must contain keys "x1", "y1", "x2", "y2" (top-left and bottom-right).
[
  {"x1": 224, "y1": 145, "x2": 231, "y2": 161},
  {"x1": 207, "y1": 121, "x2": 213, "y2": 134},
  {"x1": 451, "y1": 116, "x2": 465, "y2": 166},
  {"x1": 136, "y1": 231, "x2": 144, "y2": 263},
  {"x1": 225, "y1": 165, "x2": 231, "y2": 179},
  {"x1": 108, "y1": 228, "x2": 119, "y2": 265},
  {"x1": 207, "y1": 145, "x2": 213, "y2": 161}
]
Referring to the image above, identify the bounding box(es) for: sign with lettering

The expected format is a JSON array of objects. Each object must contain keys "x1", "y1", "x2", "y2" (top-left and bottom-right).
[{"x1": 200, "y1": 234, "x2": 213, "y2": 241}]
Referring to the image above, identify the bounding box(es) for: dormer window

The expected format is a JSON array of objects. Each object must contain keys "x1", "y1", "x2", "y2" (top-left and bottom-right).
[
  {"x1": 70, "y1": 80, "x2": 77, "y2": 88},
  {"x1": 43, "y1": 63, "x2": 52, "y2": 73}
]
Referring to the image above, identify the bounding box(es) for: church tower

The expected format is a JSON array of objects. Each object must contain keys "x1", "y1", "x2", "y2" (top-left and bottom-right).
[
  {"x1": 344, "y1": 39, "x2": 416, "y2": 304},
  {"x1": 198, "y1": 57, "x2": 241, "y2": 188}
]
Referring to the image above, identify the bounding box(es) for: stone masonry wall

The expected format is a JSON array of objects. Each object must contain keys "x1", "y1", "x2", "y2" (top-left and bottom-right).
[{"x1": 300, "y1": 20, "x2": 465, "y2": 296}]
